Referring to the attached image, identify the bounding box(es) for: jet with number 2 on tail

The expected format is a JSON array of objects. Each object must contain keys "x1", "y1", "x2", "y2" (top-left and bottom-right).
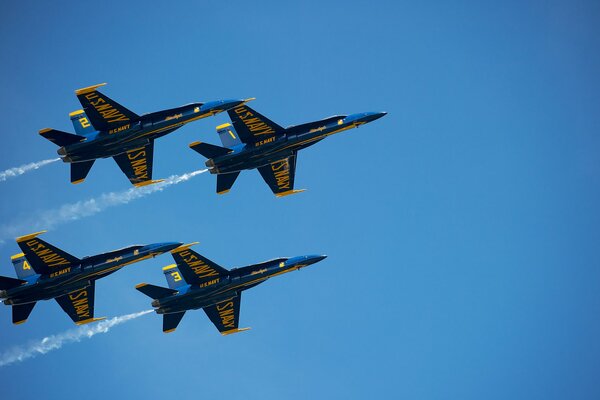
[
  {"x1": 0, "y1": 231, "x2": 181, "y2": 325},
  {"x1": 189, "y1": 103, "x2": 386, "y2": 196},
  {"x1": 136, "y1": 243, "x2": 326, "y2": 335},
  {"x1": 39, "y1": 83, "x2": 251, "y2": 186}
]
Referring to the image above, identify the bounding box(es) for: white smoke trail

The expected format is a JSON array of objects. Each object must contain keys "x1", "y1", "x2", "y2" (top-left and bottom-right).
[
  {"x1": 0, "y1": 158, "x2": 60, "y2": 182},
  {"x1": 0, "y1": 169, "x2": 207, "y2": 242},
  {"x1": 0, "y1": 309, "x2": 153, "y2": 367}
]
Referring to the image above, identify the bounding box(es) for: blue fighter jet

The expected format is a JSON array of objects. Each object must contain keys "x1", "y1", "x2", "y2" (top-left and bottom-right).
[
  {"x1": 39, "y1": 83, "x2": 250, "y2": 186},
  {"x1": 0, "y1": 231, "x2": 181, "y2": 325},
  {"x1": 188, "y1": 104, "x2": 386, "y2": 196},
  {"x1": 136, "y1": 243, "x2": 326, "y2": 335}
]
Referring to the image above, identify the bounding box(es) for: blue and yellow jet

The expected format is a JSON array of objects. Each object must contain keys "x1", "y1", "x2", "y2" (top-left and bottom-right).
[
  {"x1": 40, "y1": 83, "x2": 251, "y2": 186},
  {"x1": 0, "y1": 231, "x2": 181, "y2": 325},
  {"x1": 189, "y1": 104, "x2": 386, "y2": 196},
  {"x1": 136, "y1": 243, "x2": 326, "y2": 335}
]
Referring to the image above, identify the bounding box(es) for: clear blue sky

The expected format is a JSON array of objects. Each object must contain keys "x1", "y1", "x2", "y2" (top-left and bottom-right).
[{"x1": 1, "y1": 1, "x2": 599, "y2": 399}]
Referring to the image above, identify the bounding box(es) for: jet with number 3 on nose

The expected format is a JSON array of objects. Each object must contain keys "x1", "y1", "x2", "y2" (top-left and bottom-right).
[
  {"x1": 188, "y1": 103, "x2": 386, "y2": 196},
  {"x1": 135, "y1": 243, "x2": 326, "y2": 335},
  {"x1": 39, "y1": 83, "x2": 251, "y2": 186},
  {"x1": 0, "y1": 231, "x2": 181, "y2": 326}
]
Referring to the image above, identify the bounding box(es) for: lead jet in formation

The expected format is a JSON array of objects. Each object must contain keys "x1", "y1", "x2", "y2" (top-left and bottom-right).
[
  {"x1": 189, "y1": 104, "x2": 386, "y2": 196},
  {"x1": 40, "y1": 83, "x2": 250, "y2": 186},
  {"x1": 136, "y1": 243, "x2": 326, "y2": 335},
  {"x1": 0, "y1": 231, "x2": 181, "y2": 325}
]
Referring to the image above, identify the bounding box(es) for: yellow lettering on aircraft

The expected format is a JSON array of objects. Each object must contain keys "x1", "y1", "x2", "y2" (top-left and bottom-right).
[
  {"x1": 199, "y1": 278, "x2": 220, "y2": 288},
  {"x1": 234, "y1": 107, "x2": 275, "y2": 136},
  {"x1": 109, "y1": 124, "x2": 130, "y2": 134},
  {"x1": 79, "y1": 117, "x2": 91, "y2": 128},
  {"x1": 84, "y1": 92, "x2": 130, "y2": 123},
  {"x1": 69, "y1": 290, "x2": 90, "y2": 318},
  {"x1": 127, "y1": 149, "x2": 149, "y2": 180},
  {"x1": 255, "y1": 136, "x2": 276, "y2": 147},
  {"x1": 171, "y1": 271, "x2": 182, "y2": 282},
  {"x1": 25, "y1": 239, "x2": 71, "y2": 268},
  {"x1": 216, "y1": 301, "x2": 236, "y2": 328},
  {"x1": 50, "y1": 267, "x2": 72, "y2": 278},
  {"x1": 165, "y1": 113, "x2": 183, "y2": 121},
  {"x1": 250, "y1": 268, "x2": 267, "y2": 275},
  {"x1": 23, "y1": 260, "x2": 31, "y2": 270},
  {"x1": 271, "y1": 159, "x2": 291, "y2": 190},
  {"x1": 178, "y1": 250, "x2": 220, "y2": 278}
]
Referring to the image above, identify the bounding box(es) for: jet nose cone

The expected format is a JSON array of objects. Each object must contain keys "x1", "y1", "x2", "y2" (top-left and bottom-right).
[
  {"x1": 304, "y1": 254, "x2": 328, "y2": 266},
  {"x1": 363, "y1": 111, "x2": 387, "y2": 123}
]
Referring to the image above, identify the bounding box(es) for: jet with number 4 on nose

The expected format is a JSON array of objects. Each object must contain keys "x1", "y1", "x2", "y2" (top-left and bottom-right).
[
  {"x1": 136, "y1": 243, "x2": 326, "y2": 335},
  {"x1": 39, "y1": 83, "x2": 251, "y2": 186},
  {"x1": 0, "y1": 231, "x2": 181, "y2": 325},
  {"x1": 188, "y1": 103, "x2": 386, "y2": 196}
]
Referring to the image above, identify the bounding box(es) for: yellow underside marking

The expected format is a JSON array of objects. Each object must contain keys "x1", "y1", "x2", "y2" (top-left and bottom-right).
[
  {"x1": 216, "y1": 123, "x2": 231, "y2": 130},
  {"x1": 221, "y1": 327, "x2": 251, "y2": 336},
  {"x1": 135, "y1": 283, "x2": 148, "y2": 289},
  {"x1": 16, "y1": 230, "x2": 47, "y2": 242},
  {"x1": 217, "y1": 189, "x2": 230, "y2": 195},
  {"x1": 72, "y1": 179, "x2": 85, "y2": 184},
  {"x1": 276, "y1": 189, "x2": 306, "y2": 198},
  {"x1": 189, "y1": 141, "x2": 202, "y2": 147},
  {"x1": 133, "y1": 179, "x2": 163, "y2": 188},
  {"x1": 13, "y1": 320, "x2": 27, "y2": 325},
  {"x1": 38, "y1": 127, "x2": 52, "y2": 134},
  {"x1": 162, "y1": 264, "x2": 177, "y2": 271},
  {"x1": 75, "y1": 83, "x2": 107, "y2": 95},
  {"x1": 164, "y1": 328, "x2": 176, "y2": 333},
  {"x1": 11, "y1": 253, "x2": 25, "y2": 260},
  {"x1": 171, "y1": 242, "x2": 200, "y2": 254}
]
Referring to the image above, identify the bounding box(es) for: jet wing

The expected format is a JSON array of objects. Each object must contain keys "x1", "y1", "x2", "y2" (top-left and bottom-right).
[
  {"x1": 55, "y1": 282, "x2": 105, "y2": 325},
  {"x1": 203, "y1": 295, "x2": 250, "y2": 335},
  {"x1": 257, "y1": 153, "x2": 304, "y2": 197},
  {"x1": 16, "y1": 231, "x2": 80, "y2": 275},
  {"x1": 171, "y1": 246, "x2": 229, "y2": 286},
  {"x1": 75, "y1": 83, "x2": 139, "y2": 132},
  {"x1": 227, "y1": 105, "x2": 284, "y2": 144},
  {"x1": 113, "y1": 141, "x2": 161, "y2": 187}
]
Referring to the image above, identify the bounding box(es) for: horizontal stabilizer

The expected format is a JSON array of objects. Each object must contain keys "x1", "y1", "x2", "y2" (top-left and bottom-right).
[
  {"x1": 16, "y1": 231, "x2": 80, "y2": 275},
  {"x1": 163, "y1": 311, "x2": 186, "y2": 333},
  {"x1": 0, "y1": 276, "x2": 26, "y2": 290},
  {"x1": 189, "y1": 141, "x2": 231, "y2": 159},
  {"x1": 39, "y1": 128, "x2": 85, "y2": 146},
  {"x1": 13, "y1": 302, "x2": 36, "y2": 325},
  {"x1": 135, "y1": 283, "x2": 178, "y2": 299}
]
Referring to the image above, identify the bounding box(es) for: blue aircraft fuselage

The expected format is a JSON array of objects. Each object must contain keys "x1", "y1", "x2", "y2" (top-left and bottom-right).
[
  {"x1": 205, "y1": 112, "x2": 386, "y2": 174},
  {"x1": 152, "y1": 255, "x2": 326, "y2": 314},
  {"x1": 1, "y1": 242, "x2": 181, "y2": 305},
  {"x1": 60, "y1": 101, "x2": 243, "y2": 163}
]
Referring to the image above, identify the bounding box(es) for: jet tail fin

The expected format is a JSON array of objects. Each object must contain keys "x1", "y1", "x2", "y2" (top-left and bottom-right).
[
  {"x1": 39, "y1": 128, "x2": 85, "y2": 147},
  {"x1": 189, "y1": 141, "x2": 231, "y2": 159},
  {"x1": 0, "y1": 276, "x2": 26, "y2": 290},
  {"x1": 135, "y1": 283, "x2": 178, "y2": 299},
  {"x1": 216, "y1": 123, "x2": 242, "y2": 148},
  {"x1": 13, "y1": 302, "x2": 36, "y2": 325}
]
